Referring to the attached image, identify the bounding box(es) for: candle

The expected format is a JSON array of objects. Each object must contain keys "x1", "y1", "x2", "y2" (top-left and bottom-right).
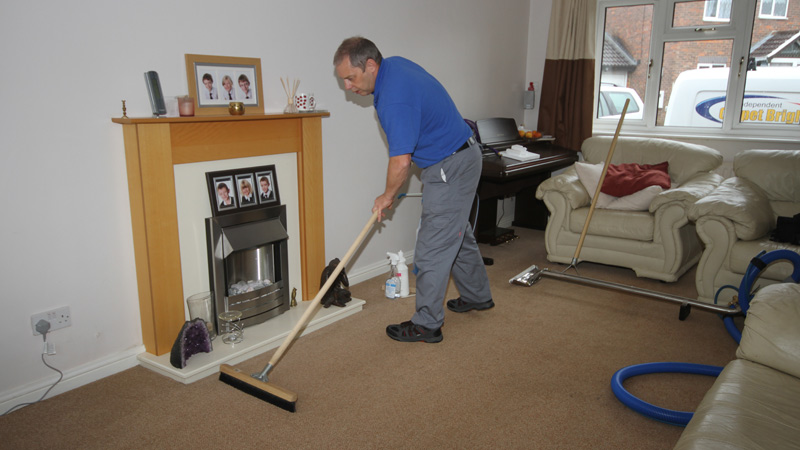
[{"x1": 178, "y1": 96, "x2": 195, "y2": 117}]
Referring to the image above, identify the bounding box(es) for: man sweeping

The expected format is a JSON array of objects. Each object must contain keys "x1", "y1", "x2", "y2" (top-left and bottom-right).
[{"x1": 333, "y1": 36, "x2": 494, "y2": 343}]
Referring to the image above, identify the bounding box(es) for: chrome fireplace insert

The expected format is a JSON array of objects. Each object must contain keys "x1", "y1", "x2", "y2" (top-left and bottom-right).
[{"x1": 205, "y1": 205, "x2": 290, "y2": 333}]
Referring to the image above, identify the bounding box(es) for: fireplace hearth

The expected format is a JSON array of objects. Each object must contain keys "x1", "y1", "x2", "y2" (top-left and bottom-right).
[{"x1": 206, "y1": 205, "x2": 290, "y2": 332}]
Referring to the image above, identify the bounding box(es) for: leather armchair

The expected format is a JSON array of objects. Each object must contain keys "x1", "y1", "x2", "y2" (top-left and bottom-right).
[
  {"x1": 536, "y1": 136, "x2": 723, "y2": 282},
  {"x1": 687, "y1": 149, "x2": 800, "y2": 303}
]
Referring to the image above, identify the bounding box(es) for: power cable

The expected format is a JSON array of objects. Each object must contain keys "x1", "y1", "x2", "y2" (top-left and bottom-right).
[{"x1": 1, "y1": 322, "x2": 64, "y2": 416}]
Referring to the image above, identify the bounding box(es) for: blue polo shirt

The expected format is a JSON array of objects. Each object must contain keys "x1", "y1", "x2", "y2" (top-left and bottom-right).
[{"x1": 373, "y1": 57, "x2": 471, "y2": 169}]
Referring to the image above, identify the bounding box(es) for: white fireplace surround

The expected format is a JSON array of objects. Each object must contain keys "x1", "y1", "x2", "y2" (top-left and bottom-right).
[{"x1": 173, "y1": 154, "x2": 303, "y2": 311}]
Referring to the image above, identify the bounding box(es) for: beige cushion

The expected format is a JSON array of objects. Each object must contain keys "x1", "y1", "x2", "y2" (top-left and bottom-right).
[
  {"x1": 737, "y1": 283, "x2": 800, "y2": 379},
  {"x1": 535, "y1": 168, "x2": 592, "y2": 210},
  {"x1": 735, "y1": 150, "x2": 800, "y2": 203},
  {"x1": 649, "y1": 172, "x2": 723, "y2": 213},
  {"x1": 581, "y1": 136, "x2": 722, "y2": 186},
  {"x1": 569, "y1": 208, "x2": 654, "y2": 241},
  {"x1": 574, "y1": 162, "x2": 616, "y2": 205},
  {"x1": 688, "y1": 177, "x2": 776, "y2": 240},
  {"x1": 604, "y1": 186, "x2": 663, "y2": 210}
]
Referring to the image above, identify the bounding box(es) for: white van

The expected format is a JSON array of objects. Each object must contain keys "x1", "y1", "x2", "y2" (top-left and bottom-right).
[{"x1": 663, "y1": 67, "x2": 800, "y2": 127}]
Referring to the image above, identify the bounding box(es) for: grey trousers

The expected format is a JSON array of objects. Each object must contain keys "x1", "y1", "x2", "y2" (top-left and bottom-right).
[{"x1": 411, "y1": 142, "x2": 492, "y2": 329}]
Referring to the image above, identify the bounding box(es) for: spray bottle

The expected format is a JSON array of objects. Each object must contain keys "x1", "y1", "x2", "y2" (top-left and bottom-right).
[
  {"x1": 385, "y1": 252, "x2": 400, "y2": 298},
  {"x1": 396, "y1": 250, "x2": 410, "y2": 298}
]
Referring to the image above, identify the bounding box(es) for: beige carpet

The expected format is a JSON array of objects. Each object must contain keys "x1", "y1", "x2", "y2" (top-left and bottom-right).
[{"x1": 0, "y1": 228, "x2": 739, "y2": 449}]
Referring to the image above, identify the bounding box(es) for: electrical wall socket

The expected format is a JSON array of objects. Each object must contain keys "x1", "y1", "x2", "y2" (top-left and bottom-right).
[{"x1": 31, "y1": 306, "x2": 72, "y2": 336}]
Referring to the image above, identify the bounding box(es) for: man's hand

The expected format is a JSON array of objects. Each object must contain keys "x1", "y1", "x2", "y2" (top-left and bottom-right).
[
  {"x1": 374, "y1": 154, "x2": 412, "y2": 222},
  {"x1": 373, "y1": 193, "x2": 395, "y2": 222}
]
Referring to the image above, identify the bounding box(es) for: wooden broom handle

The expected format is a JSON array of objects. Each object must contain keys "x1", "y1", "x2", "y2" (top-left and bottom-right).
[
  {"x1": 268, "y1": 210, "x2": 379, "y2": 367},
  {"x1": 572, "y1": 99, "x2": 630, "y2": 261}
]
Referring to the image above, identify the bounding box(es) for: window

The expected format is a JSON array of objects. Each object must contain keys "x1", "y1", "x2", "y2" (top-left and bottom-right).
[
  {"x1": 703, "y1": 0, "x2": 732, "y2": 21},
  {"x1": 760, "y1": 0, "x2": 789, "y2": 19},
  {"x1": 595, "y1": 0, "x2": 800, "y2": 139}
]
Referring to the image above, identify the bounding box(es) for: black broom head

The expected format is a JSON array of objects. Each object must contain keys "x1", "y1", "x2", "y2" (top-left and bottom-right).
[{"x1": 219, "y1": 364, "x2": 298, "y2": 413}]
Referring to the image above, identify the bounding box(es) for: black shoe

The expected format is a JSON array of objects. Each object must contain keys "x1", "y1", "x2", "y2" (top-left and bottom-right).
[
  {"x1": 446, "y1": 297, "x2": 495, "y2": 313},
  {"x1": 386, "y1": 321, "x2": 443, "y2": 343}
]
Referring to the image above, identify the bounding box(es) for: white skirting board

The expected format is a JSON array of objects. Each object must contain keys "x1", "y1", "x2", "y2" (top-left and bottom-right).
[
  {"x1": 0, "y1": 345, "x2": 144, "y2": 415},
  {"x1": 137, "y1": 298, "x2": 365, "y2": 384}
]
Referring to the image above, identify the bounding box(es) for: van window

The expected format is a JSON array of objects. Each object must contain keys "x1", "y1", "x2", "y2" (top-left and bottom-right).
[{"x1": 659, "y1": 40, "x2": 733, "y2": 127}]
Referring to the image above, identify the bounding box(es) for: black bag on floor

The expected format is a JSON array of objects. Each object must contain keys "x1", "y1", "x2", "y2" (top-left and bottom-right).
[
  {"x1": 771, "y1": 212, "x2": 800, "y2": 245},
  {"x1": 319, "y1": 258, "x2": 351, "y2": 308}
]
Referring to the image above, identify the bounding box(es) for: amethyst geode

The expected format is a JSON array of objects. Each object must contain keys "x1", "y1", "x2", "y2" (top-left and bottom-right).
[{"x1": 169, "y1": 318, "x2": 213, "y2": 369}]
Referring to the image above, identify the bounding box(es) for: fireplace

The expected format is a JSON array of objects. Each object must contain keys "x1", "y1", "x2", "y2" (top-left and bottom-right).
[
  {"x1": 206, "y1": 205, "x2": 290, "y2": 332},
  {"x1": 113, "y1": 113, "x2": 328, "y2": 355}
]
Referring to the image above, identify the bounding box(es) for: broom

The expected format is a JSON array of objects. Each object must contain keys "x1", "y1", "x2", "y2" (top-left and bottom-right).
[
  {"x1": 563, "y1": 98, "x2": 630, "y2": 273},
  {"x1": 219, "y1": 210, "x2": 379, "y2": 412},
  {"x1": 510, "y1": 99, "x2": 629, "y2": 285}
]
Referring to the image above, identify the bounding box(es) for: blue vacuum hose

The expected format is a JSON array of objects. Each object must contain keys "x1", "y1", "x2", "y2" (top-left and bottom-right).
[
  {"x1": 737, "y1": 249, "x2": 800, "y2": 312},
  {"x1": 611, "y1": 250, "x2": 800, "y2": 426},
  {"x1": 611, "y1": 362, "x2": 723, "y2": 427},
  {"x1": 724, "y1": 249, "x2": 800, "y2": 343}
]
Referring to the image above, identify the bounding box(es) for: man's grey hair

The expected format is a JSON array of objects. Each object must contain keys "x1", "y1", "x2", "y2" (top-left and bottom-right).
[{"x1": 333, "y1": 36, "x2": 383, "y2": 69}]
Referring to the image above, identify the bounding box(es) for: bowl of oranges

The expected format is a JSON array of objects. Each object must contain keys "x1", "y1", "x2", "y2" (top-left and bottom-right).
[{"x1": 518, "y1": 127, "x2": 543, "y2": 140}]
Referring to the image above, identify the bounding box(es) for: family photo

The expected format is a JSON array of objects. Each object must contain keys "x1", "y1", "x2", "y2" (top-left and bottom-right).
[
  {"x1": 207, "y1": 165, "x2": 279, "y2": 216},
  {"x1": 213, "y1": 176, "x2": 237, "y2": 211},
  {"x1": 194, "y1": 66, "x2": 257, "y2": 106}
]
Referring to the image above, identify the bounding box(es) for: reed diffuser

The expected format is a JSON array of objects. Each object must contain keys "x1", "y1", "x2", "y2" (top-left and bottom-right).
[{"x1": 281, "y1": 77, "x2": 299, "y2": 113}]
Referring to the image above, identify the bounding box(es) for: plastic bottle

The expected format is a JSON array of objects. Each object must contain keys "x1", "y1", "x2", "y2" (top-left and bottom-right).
[
  {"x1": 524, "y1": 82, "x2": 536, "y2": 110},
  {"x1": 385, "y1": 253, "x2": 400, "y2": 299},
  {"x1": 396, "y1": 251, "x2": 410, "y2": 298}
]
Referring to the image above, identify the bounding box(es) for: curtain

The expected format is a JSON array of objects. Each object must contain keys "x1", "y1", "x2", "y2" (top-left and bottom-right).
[{"x1": 538, "y1": 0, "x2": 596, "y2": 152}]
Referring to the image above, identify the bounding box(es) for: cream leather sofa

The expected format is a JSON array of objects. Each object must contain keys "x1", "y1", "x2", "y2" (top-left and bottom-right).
[
  {"x1": 535, "y1": 137, "x2": 723, "y2": 282},
  {"x1": 688, "y1": 150, "x2": 800, "y2": 304},
  {"x1": 674, "y1": 282, "x2": 800, "y2": 449}
]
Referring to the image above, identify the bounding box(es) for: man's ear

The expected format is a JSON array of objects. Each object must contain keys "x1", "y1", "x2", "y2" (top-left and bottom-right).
[{"x1": 365, "y1": 58, "x2": 379, "y2": 74}]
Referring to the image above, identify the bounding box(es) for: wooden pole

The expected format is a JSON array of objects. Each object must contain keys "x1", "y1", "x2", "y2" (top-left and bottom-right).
[{"x1": 569, "y1": 98, "x2": 630, "y2": 268}]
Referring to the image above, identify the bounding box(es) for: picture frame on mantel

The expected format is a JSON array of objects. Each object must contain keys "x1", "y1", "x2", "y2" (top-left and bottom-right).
[{"x1": 185, "y1": 54, "x2": 264, "y2": 115}]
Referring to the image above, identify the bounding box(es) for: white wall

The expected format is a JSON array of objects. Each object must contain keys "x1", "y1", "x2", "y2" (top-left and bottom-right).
[
  {"x1": 523, "y1": 1, "x2": 554, "y2": 130},
  {"x1": 0, "y1": 0, "x2": 545, "y2": 409}
]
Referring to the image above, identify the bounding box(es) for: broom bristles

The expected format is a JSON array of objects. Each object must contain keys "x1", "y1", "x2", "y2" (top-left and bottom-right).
[{"x1": 219, "y1": 364, "x2": 298, "y2": 412}]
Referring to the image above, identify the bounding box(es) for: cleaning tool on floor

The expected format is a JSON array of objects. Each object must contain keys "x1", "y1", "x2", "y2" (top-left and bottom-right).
[
  {"x1": 512, "y1": 99, "x2": 628, "y2": 285},
  {"x1": 219, "y1": 211, "x2": 379, "y2": 412}
]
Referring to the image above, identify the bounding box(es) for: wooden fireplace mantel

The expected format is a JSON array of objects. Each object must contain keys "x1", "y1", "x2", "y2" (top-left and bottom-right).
[{"x1": 113, "y1": 112, "x2": 329, "y2": 356}]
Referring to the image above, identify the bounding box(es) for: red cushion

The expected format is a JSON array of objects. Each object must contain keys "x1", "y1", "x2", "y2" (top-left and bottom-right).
[{"x1": 600, "y1": 162, "x2": 671, "y2": 197}]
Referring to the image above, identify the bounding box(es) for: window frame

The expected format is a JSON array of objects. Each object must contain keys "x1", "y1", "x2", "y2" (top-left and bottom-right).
[{"x1": 593, "y1": 0, "x2": 800, "y2": 142}]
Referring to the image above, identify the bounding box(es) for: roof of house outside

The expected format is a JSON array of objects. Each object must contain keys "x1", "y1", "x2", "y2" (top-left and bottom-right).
[
  {"x1": 750, "y1": 29, "x2": 800, "y2": 60},
  {"x1": 602, "y1": 33, "x2": 638, "y2": 71}
]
